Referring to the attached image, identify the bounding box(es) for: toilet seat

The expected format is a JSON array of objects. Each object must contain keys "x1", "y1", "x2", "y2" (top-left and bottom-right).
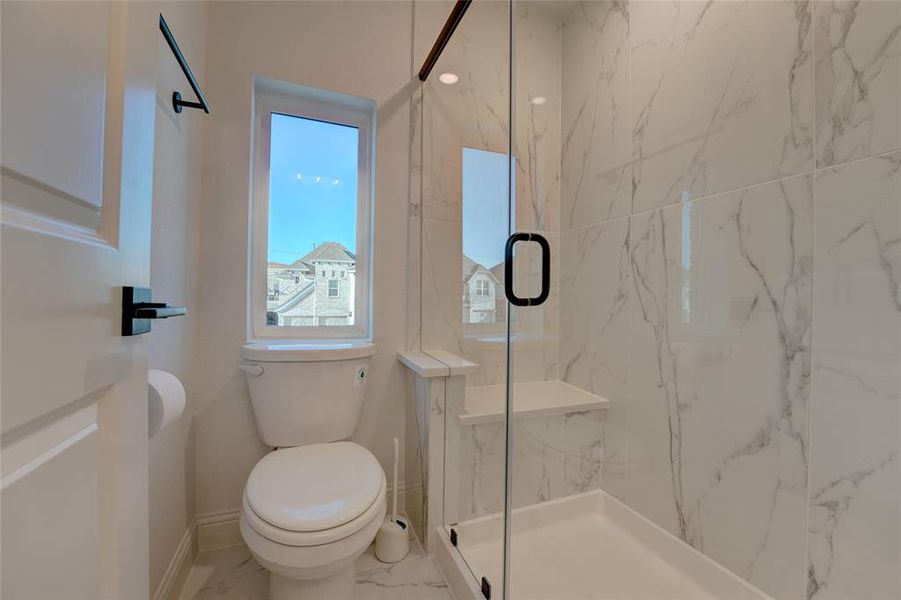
[{"x1": 242, "y1": 441, "x2": 386, "y2": 547}]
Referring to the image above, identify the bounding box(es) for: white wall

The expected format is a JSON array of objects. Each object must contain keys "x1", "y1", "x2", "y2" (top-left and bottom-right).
[
  {"x1": 194, "y1": 1, "x2": 414, "y2": 517},
  {"x1": 147, "y1": 1, "x2": 207, "y2": 594}
]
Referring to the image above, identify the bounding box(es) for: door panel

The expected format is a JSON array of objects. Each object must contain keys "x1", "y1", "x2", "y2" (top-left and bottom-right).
[
  {"x1": 0, "y1": 1, "x2": 111, "y2": 225},
  {"x1": 1, "y1": 1, "x2": 158, "y2": 598}
]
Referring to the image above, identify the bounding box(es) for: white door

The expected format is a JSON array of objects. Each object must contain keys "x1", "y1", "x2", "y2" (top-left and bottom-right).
[{"x1": 1, "y1": 2, "x2": 158, "y2": 598}]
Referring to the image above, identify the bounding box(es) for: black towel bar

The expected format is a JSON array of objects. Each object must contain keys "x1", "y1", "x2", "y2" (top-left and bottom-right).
[{"x1": 159, "y1": 13, "x2": 210, "y2": 115}]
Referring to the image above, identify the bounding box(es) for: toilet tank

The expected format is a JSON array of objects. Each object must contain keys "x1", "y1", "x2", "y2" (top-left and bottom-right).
[{"x1": 240, "y1": 341, "x2": 375, "y2": 447}]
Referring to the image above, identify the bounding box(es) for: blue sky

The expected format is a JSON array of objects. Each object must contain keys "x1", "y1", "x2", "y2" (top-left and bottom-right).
[
  {"x1": 462, "y1": 147, "x2": 513, "y2": 269},
  {"x1": 267, "y1": 117, "x2": 513, "y2": 269},
  {"x1": 267, "y1": 113, "x2": 358, "y2": 265}
]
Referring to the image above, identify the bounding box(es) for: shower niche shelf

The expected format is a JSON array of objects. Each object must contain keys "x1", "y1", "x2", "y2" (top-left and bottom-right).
[{"x1": 459, "y1": 380, "x2": 609, "y2": 426}]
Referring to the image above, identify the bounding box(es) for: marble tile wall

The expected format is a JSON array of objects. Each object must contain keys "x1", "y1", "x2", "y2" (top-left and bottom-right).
[
  {"x1": 555, "y1": 1, "x2": 900, "y2": 599},
  {"x1": 413, "y1": 1, "x2": 897, "y2": 598},
  {"x1": 419, "y1": 1, "x2": 563, "y2": 386},
  {"x1": 807, "y1": 151, "x2": 900, "y2": 600},
  {"x1": 445, "y1": 408, "x2": 605, "y2": 524}
]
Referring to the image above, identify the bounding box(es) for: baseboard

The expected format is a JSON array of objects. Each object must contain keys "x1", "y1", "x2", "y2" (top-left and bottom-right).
[
  {"x1": 197, "y1": 508, "x2": 243, "y2": 552},
  {"x1": 195, "y1": 480, "x2": 413, "y2": 553},
  {"x1": 152, "y1": 518, "x2": 198, "y2": 600}
]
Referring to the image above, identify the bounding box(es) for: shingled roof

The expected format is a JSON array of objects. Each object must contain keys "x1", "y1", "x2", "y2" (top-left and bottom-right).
[{"x1": 289, "y1": 242, "x2": 356, "y2": 270}]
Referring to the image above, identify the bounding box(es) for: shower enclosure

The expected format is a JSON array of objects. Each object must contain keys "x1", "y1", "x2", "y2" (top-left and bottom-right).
[{"x1": 413, "y1": 1, "x2": 900, "y2": 598}]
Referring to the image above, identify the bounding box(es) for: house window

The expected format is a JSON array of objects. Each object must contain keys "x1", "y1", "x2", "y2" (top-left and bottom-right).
[
  {"x1": 251, "y1": 77, "x2": 373, "y2": 340},
  {"x1": 462, "y1": 147, "x2": 515, "y2": 326}
]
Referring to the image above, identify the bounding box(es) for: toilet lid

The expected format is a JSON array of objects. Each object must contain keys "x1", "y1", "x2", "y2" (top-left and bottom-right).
[{"x1": 246, "y1": 442, "x2": 384, "y2": 532}]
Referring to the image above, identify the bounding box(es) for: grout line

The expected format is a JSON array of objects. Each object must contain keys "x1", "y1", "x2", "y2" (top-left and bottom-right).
[
  {"x1": 810, "y1": 146, "x2": 901, "y2": 175},
  {"x1": 558, "y1": 144, "x2": 901, "y2": 236},
  {"x1": 804, "y1": 143, "x2": 817, "y2": 600},
  {"x1": 804, "y1": 3, "x2": 817, "y2": 593}
]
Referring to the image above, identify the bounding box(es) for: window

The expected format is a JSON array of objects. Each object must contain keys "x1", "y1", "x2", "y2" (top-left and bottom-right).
[
  {"x1": 251, "y1": 78, "x2": 373, "y2": 340},
  {"x1": 462, "y1": 148, "x2": 514, "y2": 326}
]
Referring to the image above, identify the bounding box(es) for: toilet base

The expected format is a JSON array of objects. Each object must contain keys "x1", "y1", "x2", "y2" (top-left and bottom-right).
[{"x1": 269, "y1": 566, "x2": 354, "y2": 600}]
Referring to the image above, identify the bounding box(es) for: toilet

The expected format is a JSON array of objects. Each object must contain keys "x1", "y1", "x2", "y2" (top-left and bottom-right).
[{"x1": 238, "y1": 341, "x2": 384, "y2": 599}]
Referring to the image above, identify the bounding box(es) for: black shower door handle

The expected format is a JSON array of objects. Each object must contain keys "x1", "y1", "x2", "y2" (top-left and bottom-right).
[{"x1": 504, "y1": 232, "x2": 550, "y2": 307}]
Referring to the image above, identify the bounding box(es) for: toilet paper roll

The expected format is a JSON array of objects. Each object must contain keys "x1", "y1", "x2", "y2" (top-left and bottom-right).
[{"x1": 148, "y1": 369, "x2": 186, "y2": 438}]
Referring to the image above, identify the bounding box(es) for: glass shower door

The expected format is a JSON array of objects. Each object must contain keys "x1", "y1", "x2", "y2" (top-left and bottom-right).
[{"x1": 417, "y1": 0, "x2": 512, "y2": 597}]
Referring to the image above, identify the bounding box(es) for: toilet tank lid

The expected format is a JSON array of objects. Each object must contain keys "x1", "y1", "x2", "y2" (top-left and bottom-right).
[{"x1": 242, "y1": 341, "x2": 375, "y2": 362}]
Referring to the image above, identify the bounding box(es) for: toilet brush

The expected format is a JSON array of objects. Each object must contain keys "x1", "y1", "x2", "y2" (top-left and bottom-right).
[{"x1": 375, "y1": 438, "x2": 409, "y2": 563}]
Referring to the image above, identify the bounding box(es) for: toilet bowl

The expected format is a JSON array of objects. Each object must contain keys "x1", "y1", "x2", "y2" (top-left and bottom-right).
[
  {"x1": 238, "y1": 341, "x2": 380, "y2": 599},
  {"x1": 240, "y1": 442, "x2": 386, "y2": 599}
]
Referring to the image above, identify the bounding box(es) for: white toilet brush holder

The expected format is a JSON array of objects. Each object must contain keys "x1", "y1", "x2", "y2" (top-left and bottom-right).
[
  {"x1": 375, "y1": 438, "x2": 409, "y2": 563},
  {"x1": 375, "y1": 517, "x2": 409, "y2": 563}
]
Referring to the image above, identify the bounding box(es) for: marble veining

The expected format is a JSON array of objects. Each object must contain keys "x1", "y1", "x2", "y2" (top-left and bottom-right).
[
  {"x1": 417, "y1": 2, "x2": 899, "y2": 599},
  {"x1": 561, "y1": 1, "x2": 632, "y2": 228},
  {"x1": 807, "y1": 151, "x2": 901, "y2": 600},
  {"x1": 630, "y1": 0, "x2": 813, "y2": 213},
  {"x1": 560, "y1": 217, "x2": 630, "y2": 403},
  {"x1": 814, "y1": 0, "x2": 901, "y2": 168},
  {"x1": 448, "y1": 408, "x2": 605, "y2": 523},
  {"x1": 181, "y1": 541, "x2": 451, "y2": 600},
  {"x1": 626, "y1": 175, "x2": 813, "y2": 599}
]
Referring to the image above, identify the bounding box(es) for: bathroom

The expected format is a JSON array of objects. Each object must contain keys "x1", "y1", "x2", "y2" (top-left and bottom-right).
[{"x1": 1, "y1": 1, "x2": 898, "y2": 599}]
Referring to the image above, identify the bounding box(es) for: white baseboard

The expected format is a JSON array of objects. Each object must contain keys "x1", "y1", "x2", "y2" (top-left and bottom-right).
[
  {"x1": 152, "y1": 519, "x2": 198, "y2": 600},
  {"x1": 197, "y1": 508, "x2": 243, "y2": 552}
]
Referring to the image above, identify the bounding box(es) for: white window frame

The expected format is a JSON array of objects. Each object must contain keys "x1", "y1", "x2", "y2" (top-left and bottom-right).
[
  {"x1": 250, "y1": 77, "x2": 374, "y2": 341},
  {"x1": 328, "y1": 279, "x2": 339, "y2": 298}
]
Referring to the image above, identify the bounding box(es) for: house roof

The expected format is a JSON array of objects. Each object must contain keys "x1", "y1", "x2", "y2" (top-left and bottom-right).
[
  {"x1": 289, "y1": 242, "x2": 356, "y2": 269},
  {"x1": 488, "y1": 261, "x2": 504, "y2": 280},
  {"x1": 268, "y1": 261, "x2": 290, "y2": 269},
  {"x1": 271, "y1": 281, "x2": 315, "y2": 313},
  {"x1": 463, "y1": 255, "x2": 500, "y2": 284}
]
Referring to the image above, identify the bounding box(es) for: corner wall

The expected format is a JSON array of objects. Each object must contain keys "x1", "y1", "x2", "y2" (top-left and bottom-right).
[{"x1": 148, "y1": 1, "x2": 208, "y2": 595}]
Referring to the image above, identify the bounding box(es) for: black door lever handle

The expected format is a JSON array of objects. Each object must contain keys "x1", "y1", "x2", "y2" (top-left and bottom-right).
[
  {"x1": 122, "y1": 287, "x2": 187, "y2": 336},
  {"x1": 133, "y1": 305, "x2": 187, "y2": 319}
]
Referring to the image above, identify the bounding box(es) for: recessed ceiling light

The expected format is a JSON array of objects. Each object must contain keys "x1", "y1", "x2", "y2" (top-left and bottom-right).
[
  {"x1": 531, "y1": 96, "x2": 547, "y2": 105},
  {"x1": 439, "y1": 72, "x2": 459, "y2": 85}
]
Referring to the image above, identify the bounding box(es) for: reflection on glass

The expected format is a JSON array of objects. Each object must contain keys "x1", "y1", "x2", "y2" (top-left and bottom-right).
[{"x1": 462, "y1": 147, "x2": 514, "y2": 325}]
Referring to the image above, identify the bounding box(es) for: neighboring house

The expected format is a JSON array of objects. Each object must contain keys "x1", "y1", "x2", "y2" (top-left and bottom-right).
[
  {"x1": 266, "y1": 242, "x2": 356, "y2": 327},
  {"x1": 462, "y1": 255, "x2": 503, "y2": 324}
]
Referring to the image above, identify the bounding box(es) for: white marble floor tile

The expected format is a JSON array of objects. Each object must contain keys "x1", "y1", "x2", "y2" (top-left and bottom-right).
[
  {"x1": 180, "y1": 539, "x2": 452, "y2": 600},
  {"x1": 180, "y1": 544, "x2": 267, "y2": 600}
]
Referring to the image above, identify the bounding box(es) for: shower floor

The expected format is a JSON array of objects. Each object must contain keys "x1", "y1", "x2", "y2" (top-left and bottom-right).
[{"x1": 443, "y1": 490, "x2": 768, "y2": 600}]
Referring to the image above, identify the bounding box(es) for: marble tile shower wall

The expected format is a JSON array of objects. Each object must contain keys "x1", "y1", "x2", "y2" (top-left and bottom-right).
[
  {"x1": 557, "y1": 2, "x2": 900, "y2": 599},
  {"x1": 420, "y1": 2, "x2": 562, "y2": 386},
  {"x1": 446, "y1": 409, "x2": 605, "y2": 523}
]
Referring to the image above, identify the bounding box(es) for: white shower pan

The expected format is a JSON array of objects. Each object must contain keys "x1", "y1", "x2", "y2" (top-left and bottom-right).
[{"x1": 435, "y1": 489, "x2": 771, "y2": 600}]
